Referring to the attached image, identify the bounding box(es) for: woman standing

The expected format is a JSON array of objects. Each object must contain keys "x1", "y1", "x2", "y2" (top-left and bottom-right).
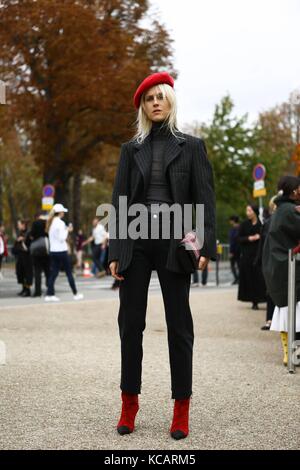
[
  {"x1": 45, "y1": 203, "x2": 83, "y2": 302},
  {"x1": 108, "y1": 72, "x2": 216, "y2": 440},
  {"x1": 258, "y1": 197, "x2": 277, "y2": 330},
  {"x1": 30, "y1": 211, "x2": 50, "y2": 297},
  {"x1": 238, "y1": 205, "x2": 266, "y2": 310},
  {"x1": 13, "y1": 220, "x2": 33, "y2": 297},
  {"x1": 263, "y1": 176, "x2": 300, "y2": 366}
]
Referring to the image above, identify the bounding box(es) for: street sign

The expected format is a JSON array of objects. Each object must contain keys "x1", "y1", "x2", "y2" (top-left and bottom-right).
[
  {"x1": 42, "y1": 197, "x2": 54, "y2": 210},
  {"x1": 253, "y1": 187, "x2": 267, "y2": 198},
  {"x1": 253, "y1": 164, "x2": 267, "y2": 212},
  {"x1": 253, "y1": 179, "x2": 266, "y2": 198},
  {"x1": 0, "y1": 81, "x2": 6, "y2": 104},
  {"x1": 253, "y1": 164, "x2": 266, "y2": 181},
  {"x1": 254, "y1": 180, "x2": 265, "y2": 191},
  {"x1": 43, "y1": 184, "x2": 55, "y2": 198}
]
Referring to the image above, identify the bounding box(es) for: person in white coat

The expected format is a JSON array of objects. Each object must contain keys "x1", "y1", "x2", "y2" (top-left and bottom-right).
[{"x1": 45, "y1": 203, "x2": 83, "y2": 302}]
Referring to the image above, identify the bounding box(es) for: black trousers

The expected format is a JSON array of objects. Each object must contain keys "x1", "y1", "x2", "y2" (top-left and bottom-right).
[
  {"x1": 32, "y1": 255, "x2": 50, "y2": 295},
  {"x1": 266, "y1": 294, "x2": 275, "y2": 322},
  {"x1": 230, "y1": 255, "x2": 240, "y2": 282},
  {"x1": 47, "y1": 251, "x2": 77, "y2": 296},
  {"x1": 16, "y1": 252, "x2": 33, "y2": 286},
  {"x1": 92, "y1": 244, "x2": 104, "y2": 272},
  {"x1": 192, "y1": 267, "x2": 208, "y2": 285},
  {"x1": 118, "y1": 217, "x2": 194, "y2": 400}
]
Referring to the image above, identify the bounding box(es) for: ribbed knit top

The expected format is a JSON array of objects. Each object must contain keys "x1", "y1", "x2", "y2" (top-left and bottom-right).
[{"x1": 145, "y1": 121, "x2": 173, "y2": 206}]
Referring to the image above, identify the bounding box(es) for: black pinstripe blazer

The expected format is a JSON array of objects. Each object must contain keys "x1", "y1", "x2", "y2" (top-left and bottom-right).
[{"x1": 108, "y1": 131, "x2": 216, "y2": 274}]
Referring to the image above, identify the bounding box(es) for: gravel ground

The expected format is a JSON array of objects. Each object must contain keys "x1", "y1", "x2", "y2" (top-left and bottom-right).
[{"x1": 0, "y1": 288, "x2": 299, "y2": 450}]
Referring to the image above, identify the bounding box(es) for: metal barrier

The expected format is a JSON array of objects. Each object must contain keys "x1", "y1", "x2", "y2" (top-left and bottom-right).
[{"x1": 287, "y1": 246, "x2": 300, "y2": 373}]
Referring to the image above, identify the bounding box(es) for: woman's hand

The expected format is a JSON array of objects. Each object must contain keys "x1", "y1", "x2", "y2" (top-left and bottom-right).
[
  {"x1": 198, "y1": 256, "x2": 209, "y2": 271},
  {"x1": 248, "y1": 234, "x2": 260, "y2": 242},
  {"x1": 109, "y1": 261, "x2": 124, "y2": 281}
]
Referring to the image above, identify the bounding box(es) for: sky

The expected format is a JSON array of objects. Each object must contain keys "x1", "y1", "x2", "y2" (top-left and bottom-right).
[{"x1": 150, "y1": 0, "x2": 300, "y2": 127}]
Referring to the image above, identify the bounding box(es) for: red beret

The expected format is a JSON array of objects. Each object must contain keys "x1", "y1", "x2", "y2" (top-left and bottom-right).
[{"x1": 133, "y1": 72, "x2": 174, "y2": 109}]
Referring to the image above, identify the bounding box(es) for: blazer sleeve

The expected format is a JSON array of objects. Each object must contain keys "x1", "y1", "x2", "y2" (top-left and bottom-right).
[
  {"x1": 108, "y1": 143, "x2": 131, "y2": 264},
  {"x1": 191, "y1": 138, "x2": 216, "y2": 260}
]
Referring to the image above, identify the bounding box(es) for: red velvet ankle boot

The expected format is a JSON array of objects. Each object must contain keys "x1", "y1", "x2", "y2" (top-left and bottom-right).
[
  {"x1": 170, "y1": 398, "x2": 190, "y2": 440},
  {"x1": 117, "y1": 392, "x2": 139, "y2": 435}
]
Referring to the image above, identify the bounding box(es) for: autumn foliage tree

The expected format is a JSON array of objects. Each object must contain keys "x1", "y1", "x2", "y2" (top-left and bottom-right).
[
  {"x1": 0, "y1": 107, "x2": 41, "y2": 233},
  {"x1": 0, "y1": 0, "x2": 176, "y2": 228},
  {"x1": 189, "y1": 94, "x2": 297, "y2": 241},
  {"x1": 255, "y1": 109, "x2": 294, "y2": 190},
  {"x1": 291, "y1": 144, "x2": 300, "y2": 175}
]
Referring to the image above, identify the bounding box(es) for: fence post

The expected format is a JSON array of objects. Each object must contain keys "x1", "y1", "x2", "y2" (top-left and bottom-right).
[{"x1": 287, "y1": 249, "x2": 296, "y2": 373}]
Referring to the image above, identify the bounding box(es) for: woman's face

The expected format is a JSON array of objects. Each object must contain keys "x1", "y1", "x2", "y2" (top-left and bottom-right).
[
  {"x1": 246, "y1": 206, "x2": 256, "y2": 220},
  {"x1": 143, "y1": 86, "x2": 171, "y2": 122}
]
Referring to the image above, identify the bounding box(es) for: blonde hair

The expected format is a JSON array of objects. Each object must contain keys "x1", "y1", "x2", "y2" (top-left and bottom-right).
[
  {"x1": 269, "y1": 195, "x2": 278, "y2": 214},
  {"x1": 46, "y1": 208, "x2": 58, "y2": 233},
  {"x1": 133, "y1": 83, "x2": 179, "y2": 143}
]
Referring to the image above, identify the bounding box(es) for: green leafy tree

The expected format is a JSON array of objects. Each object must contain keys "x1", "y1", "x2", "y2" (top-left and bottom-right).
[
  {"x1": 191, "y1": 95, "x2": 257, "y2": 240},
  {"x1": 189, "y1": 94, "x2": 295, "y2": 241}
]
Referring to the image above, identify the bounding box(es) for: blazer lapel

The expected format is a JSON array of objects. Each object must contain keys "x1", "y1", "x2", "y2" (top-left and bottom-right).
[
  {"x1": 133, "y1": 134, "x2": 152, "y2": 191},
  {"x1": 163, "y1": 132, "x2": 186, "y2": 175},
  {"x1": 133, "y1": 131, "x2": 186, "y2": 190}
]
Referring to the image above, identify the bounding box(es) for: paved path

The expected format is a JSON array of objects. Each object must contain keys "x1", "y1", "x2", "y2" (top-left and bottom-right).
[
  {"x1": 0, "y1": 263, "x2": 233, "y2": 306},
  {"x1": 0, "y1": 288, "x2": 299, "y2": 450}
]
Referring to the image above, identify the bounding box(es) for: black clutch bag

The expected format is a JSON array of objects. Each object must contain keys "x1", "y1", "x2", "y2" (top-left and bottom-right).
[{"x1": 177, "y1": 231, "x2": 201, "y2": 273}]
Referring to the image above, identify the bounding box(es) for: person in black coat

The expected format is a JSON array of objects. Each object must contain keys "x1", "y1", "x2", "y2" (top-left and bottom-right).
[
  {"x1": 30, "y1": 211, "x2": 50, "y2": 297},
  {"x1": 262, "y1": 176, "x2": 300, "y2": 365},
  {"x1": 263, "y1": 177, "x2": 300, "y2": 308},
  {"x1": 13, "y1": 219, "x2": 33, "y2": 297},
  {"x1": 237, "y1": 204, "x2": 266, "y2": 309},
  {"x1": 108, "y1": 72, "x2": 216, "y2": 440},
  {"x1": 256, "y1": 198, "x2": 277, "y2": 330}
]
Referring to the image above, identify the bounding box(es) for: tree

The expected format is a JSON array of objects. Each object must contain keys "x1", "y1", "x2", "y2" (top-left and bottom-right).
[
  {"x1": 285, "y1": 89, "x2": 300, "y2": 175},
  {"x1": 291, "y1": 144, "x2": 300, "y2": 175},
  {"x1": 187, "y1": 94, "x2": 296, "y2": 241},
  {"x1": 0, "y1": 0, "x2": 176, "y2": 211},
  {"x1": 190, "y1": 95, "x2": 257, "y2": 240},
  {"x1": 256, "y1": 90, "x2": 299, "y2": 180},
  {"x1": 0, "y1": 109, "x2": 42, "y2": 234},
  {"x1": 255, "y1": 107, "x2": 294, "y2": 192}
]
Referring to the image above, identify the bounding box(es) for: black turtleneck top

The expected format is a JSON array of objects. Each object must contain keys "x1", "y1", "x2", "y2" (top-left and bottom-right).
[{"x1": 145, "y1": 121, "x2": 173, "y2": 206}]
